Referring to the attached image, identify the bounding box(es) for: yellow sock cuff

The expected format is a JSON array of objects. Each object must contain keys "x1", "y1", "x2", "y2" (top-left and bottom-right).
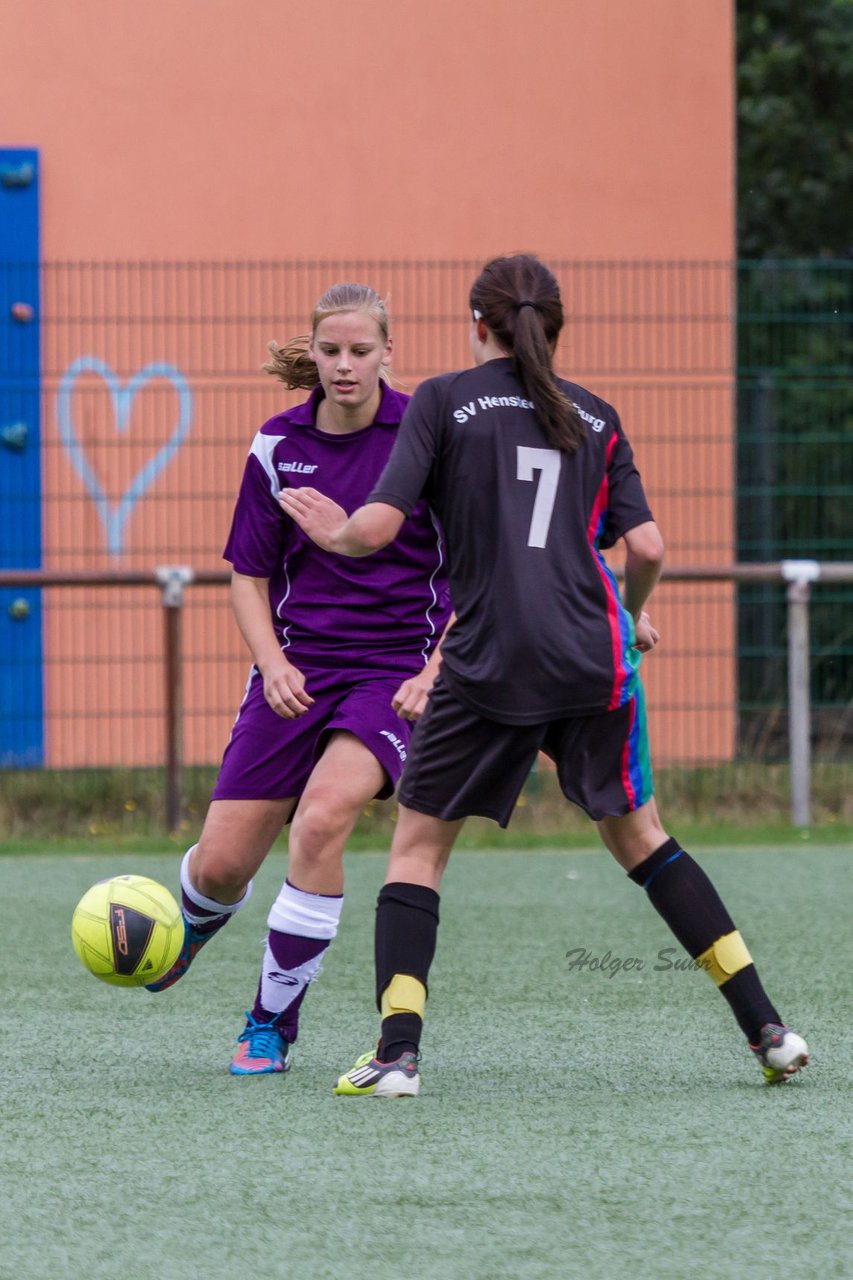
[
  {"x1": 380, "y1": 974, "x2": 426, "y2": 1020},
  {"x1": 697, "y1": 930, "x2": 752, "y2": 986}
]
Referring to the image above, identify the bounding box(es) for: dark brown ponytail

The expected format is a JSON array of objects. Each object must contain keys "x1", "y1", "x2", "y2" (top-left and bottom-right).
[{"x1": 469, "y1": 254, "x2": 583, "y2": 453}]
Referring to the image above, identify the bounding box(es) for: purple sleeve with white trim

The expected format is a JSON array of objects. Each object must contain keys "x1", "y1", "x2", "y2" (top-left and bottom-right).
[{"x1": 223, "y1": 444, "x2": 288, "y2": 577}]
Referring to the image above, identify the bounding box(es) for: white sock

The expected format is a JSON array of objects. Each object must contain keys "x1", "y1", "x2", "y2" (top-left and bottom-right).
[
  {"x1": 253, "y1": 881, "x2": 343, "y2": 1035},
  {"x1": 180, "y1": 846, "x2": 252, "y2": 928}
]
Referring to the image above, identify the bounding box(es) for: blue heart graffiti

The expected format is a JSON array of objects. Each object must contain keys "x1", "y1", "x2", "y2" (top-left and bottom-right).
[{"x1": 56, "y1": 356, "x2": 193, "y2": 555}]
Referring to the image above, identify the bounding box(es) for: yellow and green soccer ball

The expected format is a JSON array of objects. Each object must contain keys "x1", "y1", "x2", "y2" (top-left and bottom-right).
[{"x1": 71, "y1": 874, "x2": 183, "y2": 987}]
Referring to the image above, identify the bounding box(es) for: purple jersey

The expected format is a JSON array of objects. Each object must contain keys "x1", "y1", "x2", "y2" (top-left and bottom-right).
[{"x1": 223, "y1": 383, "x2": 451, "y2": 673}]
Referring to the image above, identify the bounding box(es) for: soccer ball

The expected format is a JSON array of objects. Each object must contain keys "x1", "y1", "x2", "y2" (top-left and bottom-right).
[{"x1": 71, "y1": 874, "x2": 183, "y2": 987}]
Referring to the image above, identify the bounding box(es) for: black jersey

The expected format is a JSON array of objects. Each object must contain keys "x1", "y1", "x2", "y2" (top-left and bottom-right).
[{"x1": 367, "y1": 358, "x2": 654, "y2": 724}]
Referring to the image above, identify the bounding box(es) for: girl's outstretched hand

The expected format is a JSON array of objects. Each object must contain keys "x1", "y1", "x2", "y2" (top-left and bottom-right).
[{"x1": 279, "y1": 487, "x2": 348, "y2": 552}]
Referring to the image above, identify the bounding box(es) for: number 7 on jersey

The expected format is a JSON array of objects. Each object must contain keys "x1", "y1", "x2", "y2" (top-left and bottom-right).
[{"x1": 516, "y1": 446, "x2": 562, "y2": 548}]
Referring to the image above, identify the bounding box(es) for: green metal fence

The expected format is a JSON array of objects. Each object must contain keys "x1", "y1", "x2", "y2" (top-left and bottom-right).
[{"x1": 737, "y1": 260, "x2": 853, "y2": 757}]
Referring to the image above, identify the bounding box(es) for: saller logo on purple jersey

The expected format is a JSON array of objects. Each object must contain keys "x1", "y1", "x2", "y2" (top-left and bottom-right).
[
  {"x1": 277, "y1": 461, "x2": 318, "y2": 474},
  {"x1": 380, "y1": 730, "x2": 407, "y2": 761}
]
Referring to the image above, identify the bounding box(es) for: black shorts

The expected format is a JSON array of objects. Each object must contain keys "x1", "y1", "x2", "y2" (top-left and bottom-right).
[{"x1": 397, "y1": 675, "x2": 654, "y2": 827}]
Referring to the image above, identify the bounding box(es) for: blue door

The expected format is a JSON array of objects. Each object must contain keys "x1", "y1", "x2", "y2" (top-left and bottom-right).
[{"x1": 0, "y1": 148, "x2": 43, "y2": 765}]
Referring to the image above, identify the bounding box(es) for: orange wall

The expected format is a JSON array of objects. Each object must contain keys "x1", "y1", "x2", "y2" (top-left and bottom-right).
[{"x1": 2, "y1": 0, "x2": 734, "y2": 261}]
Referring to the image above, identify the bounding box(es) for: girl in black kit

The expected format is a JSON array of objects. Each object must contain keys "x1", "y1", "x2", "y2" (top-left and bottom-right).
[{"x1": 280, "y1": 253, "x2": 808, "y2": 1096}]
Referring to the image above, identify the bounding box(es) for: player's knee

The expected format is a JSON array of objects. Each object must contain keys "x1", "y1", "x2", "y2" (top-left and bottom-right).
[
  {"x1": 597, "y1": 806, "x2": 669, "y2": 869},
  {"x1": 191, "y1": 843, "x2": 251, "y2": 903},
  {"x1": 290, "y1": 791, "x2": 358, "y2": 861}
]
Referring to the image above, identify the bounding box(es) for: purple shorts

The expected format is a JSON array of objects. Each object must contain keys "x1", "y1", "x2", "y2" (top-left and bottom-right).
[{"x1": 211, "y1": 662, "x2": 414, "y2": 802}]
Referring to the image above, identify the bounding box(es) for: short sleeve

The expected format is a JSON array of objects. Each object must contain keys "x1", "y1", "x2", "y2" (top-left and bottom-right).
[
  {"x1": 367, "y1": 378, "x2": 444, "y2": 514},
  {"x1": 598, "y1": 415, "x2": 654, "y2": 549},
  {"x1": 222, "y1": 451, "x2": 287, "y2": 576}
]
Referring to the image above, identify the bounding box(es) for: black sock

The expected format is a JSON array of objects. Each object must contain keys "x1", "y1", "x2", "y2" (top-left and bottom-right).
[
  {"x1": 378, "y1": 1013, "x2": 423, "y2": 1062},
  {"x1": 629, "y1": 838, "x2": 781, "y2": 1041},
  {"x1": 374, "y1": 882, "x2": 440, "y2": 1060}
]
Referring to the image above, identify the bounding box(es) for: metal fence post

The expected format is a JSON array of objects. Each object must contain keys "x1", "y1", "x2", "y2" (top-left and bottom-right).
[
  {"x1": 781, "y1": 561, "x2": 820, "y2": 828},
  {"x1": 155, "y1": 566, "x2": 194, "y2": 833}
]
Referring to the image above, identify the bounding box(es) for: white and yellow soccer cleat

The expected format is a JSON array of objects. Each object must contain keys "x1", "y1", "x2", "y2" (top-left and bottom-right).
[
  {"x1": 750, "y1": 1024, "x2": 809, "y2": 1084},
  {"x1": 333, "y1": 1050, "x2": 420, "y2": 1097}
]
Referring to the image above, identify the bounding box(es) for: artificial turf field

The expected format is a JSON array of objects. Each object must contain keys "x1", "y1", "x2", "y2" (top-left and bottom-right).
[{"x1": 3, "y1": 847, "x2": 850, "y2": 1280}]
